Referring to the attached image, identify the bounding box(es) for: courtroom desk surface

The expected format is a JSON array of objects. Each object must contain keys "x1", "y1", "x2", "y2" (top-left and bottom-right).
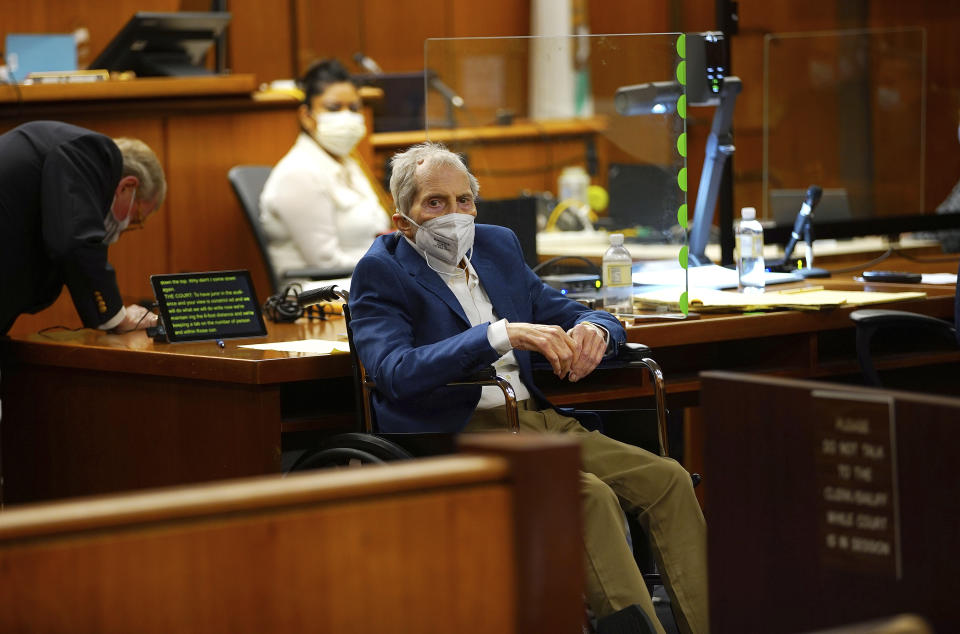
[
  {"x1": 536, "y1": 265, "x2": 959, "y2": 408},
  {"x1": 371, "y1": 115, "x2": 608, "y2": 148},
  {"x1": 0, "y1": 75, "x2": 257, "y2": 105},
  {"x1": 0, "y1": 318, "x2": 353, "y2": 384}
]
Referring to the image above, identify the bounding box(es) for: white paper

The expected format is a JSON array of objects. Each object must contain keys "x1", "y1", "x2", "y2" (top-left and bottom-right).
[
  {"x1": 920, "y1": 273, "x2": 958, "y2": 285},
  {"x1": 239, "y1": 339, "x2": 350, "y2": 354},
  {"x1": 632, "y1": 263, "x2": 802, "y2": 290}
]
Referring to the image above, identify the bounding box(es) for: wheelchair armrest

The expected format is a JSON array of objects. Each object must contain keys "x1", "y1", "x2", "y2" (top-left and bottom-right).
[
  {"x1": 282, "y1": 266, "x2": 355, "y2": 281},
  {"x1": 605, "y1": 342, "x2": 652, "y2": 366},
  {"x1": 464, "y1": 366, "x2": 497, "y2": 381},
  {"x1": 447, "y1": 366, "x2": 520, "y2": 433}
]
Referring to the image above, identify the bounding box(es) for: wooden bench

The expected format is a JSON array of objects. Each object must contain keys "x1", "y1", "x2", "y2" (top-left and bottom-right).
[{"x1": 0, "y1": 433, "x2": 583, "y2": 633}]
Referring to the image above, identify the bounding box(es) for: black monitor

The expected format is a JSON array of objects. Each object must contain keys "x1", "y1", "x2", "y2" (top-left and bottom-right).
[
  {"x1": 476, "y1": 197, "x2": 539, "y2": 269},
  {"x1": 89, "y1": 11, "x2": 231, "y2": 77},
  {"x1": 355, "y1": 72, "x2": 425, "y2": 132}
]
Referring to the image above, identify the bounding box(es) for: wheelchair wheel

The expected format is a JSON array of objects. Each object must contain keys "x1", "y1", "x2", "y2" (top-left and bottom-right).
[{"x1": 286, "y1": 433, "x2": 414, "y2": 472}]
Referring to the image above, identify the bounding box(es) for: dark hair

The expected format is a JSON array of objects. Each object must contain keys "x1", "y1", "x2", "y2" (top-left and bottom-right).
[{"x1": 298, "y1": 59, "x2": 355, "y2": 105}]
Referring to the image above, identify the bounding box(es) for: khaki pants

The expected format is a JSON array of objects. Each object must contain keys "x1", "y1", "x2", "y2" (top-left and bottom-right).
[{"x1": 466, "y1": 403, "x2": 708, "y2": 634}]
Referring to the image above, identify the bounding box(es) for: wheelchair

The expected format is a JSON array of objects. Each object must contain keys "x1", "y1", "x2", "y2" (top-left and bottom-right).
[
  {"x1": 288, "y1": 285, "x2": 671, "y2": 471},
  {"x1": 287, "y1": 285, "x2": 697, "y2": 598}
]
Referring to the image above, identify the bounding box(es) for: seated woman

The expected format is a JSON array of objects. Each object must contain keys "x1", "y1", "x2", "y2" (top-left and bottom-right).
[{"x1": 260, "y1": 59, "x2": 391, "y2": 276}]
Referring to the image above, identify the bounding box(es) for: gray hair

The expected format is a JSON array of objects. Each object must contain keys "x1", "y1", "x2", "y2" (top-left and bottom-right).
[
  {"x1": 113, "y1": 137, "x2": 167, "y2": 206},
  {"x1": 389, "y1": 142, "x2": 479, "y2": 216}
]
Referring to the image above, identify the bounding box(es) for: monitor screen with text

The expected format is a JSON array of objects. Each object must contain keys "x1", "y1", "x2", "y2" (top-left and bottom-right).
[{"x1": 150, "y1": 270, "x2": 267, "y2": 343}]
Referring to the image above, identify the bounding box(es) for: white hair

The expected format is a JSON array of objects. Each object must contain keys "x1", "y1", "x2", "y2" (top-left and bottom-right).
[
  {"x1": 113, "y1": 137, "x2": 167, "y2": 205},
  {"x1": 389, "y1": 142, "x2": 479, "y2": 216}
]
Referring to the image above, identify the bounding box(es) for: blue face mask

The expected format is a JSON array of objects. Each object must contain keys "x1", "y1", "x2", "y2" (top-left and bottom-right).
[{"x1": 103, "y1": 187, "x2": 136, "y2": 245}]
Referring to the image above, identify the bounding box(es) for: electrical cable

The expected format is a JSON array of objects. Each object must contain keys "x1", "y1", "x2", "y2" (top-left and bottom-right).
[
  {"x1": 822, "y1": 248, "x2": 894, "y2": 275},
  {"x1": 263, "y1": 284, "x2": 338, "y2": 322}
]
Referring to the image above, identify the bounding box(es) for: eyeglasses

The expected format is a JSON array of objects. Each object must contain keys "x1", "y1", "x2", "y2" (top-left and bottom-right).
[{"x1": 124, "y1": 192, "x2": 158, "y2": 232}]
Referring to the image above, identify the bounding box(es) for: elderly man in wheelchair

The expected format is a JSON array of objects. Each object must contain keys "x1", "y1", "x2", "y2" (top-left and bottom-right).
[{"x1": 346, "y1": 142, "x2": 707, "y2": 634}]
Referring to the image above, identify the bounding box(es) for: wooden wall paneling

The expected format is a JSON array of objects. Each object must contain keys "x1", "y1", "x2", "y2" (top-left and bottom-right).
[
  {"x1": 364, "y1": 0, "x2": 449, "y2": 73},
  {"x1": 224, "y1": 0, "x2": 296, "y2": 83},
  {"x1": 456, "y1": 140, "x2": 551, "y2": 199},
  {"x1": 449, "y1": 0, "x2": 530, "y2": 37},
  {"x1": 165, "y1": 108, "x2": 297, "y2": 298},
  {"x1": 588, "y1": 0, "x2": 672, "y2": 35},
  {"x1": 292, "y1": 0, "x2": 365, "y2": 76}
]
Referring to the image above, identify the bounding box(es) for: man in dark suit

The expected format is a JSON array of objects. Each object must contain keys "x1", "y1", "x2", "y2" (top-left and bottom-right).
[
  {"x1": 349, "y1": 142, "x2": 707, "y2": 634},
  {"x1": 0, "y1": 120, "x2": 166, "y2": 335}
]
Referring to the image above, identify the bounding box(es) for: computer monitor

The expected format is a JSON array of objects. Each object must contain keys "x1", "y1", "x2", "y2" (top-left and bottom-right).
[
  {"x1": 355, "y1": 72, "x2": 425, "y2": 132},
  {"x1": 88, "y1": 11, "x2": 231, "y2": 77},
  {"x1": 475, "y1": 197, "x2": 539, "y2": 269}
]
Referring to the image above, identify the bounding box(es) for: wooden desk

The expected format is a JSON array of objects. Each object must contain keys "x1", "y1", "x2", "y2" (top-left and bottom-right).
[
  {"x1": 2, "y1": 257, "x2": 955, "y2": 505},
  {"x1": 537, "y1": 259, "x2": 960, "y2": 410},
  {"x1": 0, "y1": 319, "x2": 353, "y2": 505}
]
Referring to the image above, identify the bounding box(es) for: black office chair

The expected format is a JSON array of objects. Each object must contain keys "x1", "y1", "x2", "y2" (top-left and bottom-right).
[
  {"x1": 227, "y1": 165, "x2": 355, "y2": 295},
  {"x1": 849, "y1": 262, "x2": 959, "y2": 388}
]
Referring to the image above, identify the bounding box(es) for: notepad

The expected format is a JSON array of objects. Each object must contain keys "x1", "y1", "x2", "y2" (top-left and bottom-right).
[{"x1": 634, "y1": 288, "x2": 927, "y2": 313}]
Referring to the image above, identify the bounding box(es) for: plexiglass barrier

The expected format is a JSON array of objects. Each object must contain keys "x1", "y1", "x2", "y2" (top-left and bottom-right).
[
  {"x1": 423, "y1": 34, "x2": 690, "y2": 311},
  {"x1": 763, "y1": 28, "x2": 925, "y2": 229}
]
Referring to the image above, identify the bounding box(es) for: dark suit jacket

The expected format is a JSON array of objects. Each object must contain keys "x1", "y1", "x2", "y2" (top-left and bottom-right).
[
  {"x1": 349, "y1": 224, "x2": 626, "y2": 433},
  {"x1": 0, "y1": 121, "x2": 123, "y2": 334}
]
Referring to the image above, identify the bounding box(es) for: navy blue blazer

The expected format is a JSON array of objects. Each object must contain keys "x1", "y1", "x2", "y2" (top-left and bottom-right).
[{"x1": 349, "y1": 224, "x2": 626, "y2": 433}]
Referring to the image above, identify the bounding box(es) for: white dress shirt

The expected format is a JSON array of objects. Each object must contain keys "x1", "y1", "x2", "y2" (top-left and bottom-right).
[{"x1": 403, "y1": 237, "x2": 531, "y2": 408}]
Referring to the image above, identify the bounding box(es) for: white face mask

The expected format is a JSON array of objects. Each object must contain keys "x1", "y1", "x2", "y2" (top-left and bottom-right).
[
  {"x1": 401, "y1": 211, "x2": 476, "y2": 269},
  {"x1": 312, "y1": 110, "x2": 366, "y2": 157},
  {"x1": 103, "y1": 187, "x2": 136, "y2": 245}
]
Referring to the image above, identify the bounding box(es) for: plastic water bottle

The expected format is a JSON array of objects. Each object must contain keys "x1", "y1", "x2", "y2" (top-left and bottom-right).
[
  {"x1": 603, "y1": 233, "x2": 633, "y2": 314},
  {"x1": 736, "y1": 207, "x2": 765, "y2": 293}
]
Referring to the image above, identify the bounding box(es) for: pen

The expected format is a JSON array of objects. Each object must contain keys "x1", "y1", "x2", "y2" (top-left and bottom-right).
[
  {"x1": 216, "y1": 339, "x2": 225, "y2": 349},
  {"x1": 779, "y1": 285, "x2": 825, "y2": 294}
]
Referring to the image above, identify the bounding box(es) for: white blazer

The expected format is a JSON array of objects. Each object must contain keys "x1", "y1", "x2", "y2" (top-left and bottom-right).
[{"x1": 260, "y1": 133, "x2": 390, "y2": 273}]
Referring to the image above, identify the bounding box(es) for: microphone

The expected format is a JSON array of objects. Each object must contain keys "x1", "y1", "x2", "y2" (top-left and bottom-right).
[
  {"x1": 353, "y1": 52, "x2": 383, "y2": 76},
  {"x1": 780, "y1": 185, "x2": 822, "y2": 265},
  {"x1": 297, "y1": 285, "x2": 347, "y2": 307},
  {"x1": 427, "y1": 71, "x2": 465, "y2": 109}
]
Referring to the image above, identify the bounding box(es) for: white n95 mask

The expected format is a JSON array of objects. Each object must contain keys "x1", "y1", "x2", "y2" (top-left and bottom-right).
[
  {"x1": 313, "y1": 110, "x2": 366, "y2": 157},
  {"x1": 401, "y1": 211, "x2": 476, "y2": 268},
  {"x1": 103, "y1": 187, "x2": 136, "y2": 244}
]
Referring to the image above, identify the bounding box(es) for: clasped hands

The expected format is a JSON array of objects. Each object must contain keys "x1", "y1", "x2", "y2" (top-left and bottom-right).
[{"x1": 505, "y1": 321, "x2": 606, "y2": 382}]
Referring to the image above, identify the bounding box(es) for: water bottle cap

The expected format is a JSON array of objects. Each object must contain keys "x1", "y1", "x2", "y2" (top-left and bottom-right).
[
  {"x1": 609, "y1": 233, "x2": 624, "y2": 246},
  {"x1": 740, "y1": 206, "x2": 757, "y2": 220}
]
